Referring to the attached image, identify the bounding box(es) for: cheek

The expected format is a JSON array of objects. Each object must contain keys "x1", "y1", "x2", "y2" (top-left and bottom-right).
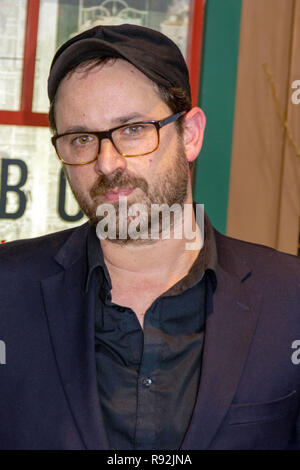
[
  {"x1": 158, "y1": 131, "x2": 179, "y2": 162},
  {"x1": 127, "y1": 132, "x2": 179, "y2": 175},
  {"x1": 65, "y1": 167, "x2": 93, "y2": 192},
  {"x1": 127, "y1": 157, "x2": 155, "y2": 175}
]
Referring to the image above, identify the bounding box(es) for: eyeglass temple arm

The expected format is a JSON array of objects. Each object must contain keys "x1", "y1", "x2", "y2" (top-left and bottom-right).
[{"x1": 158, "y1": 111, "x2": 186, "y2": 129}]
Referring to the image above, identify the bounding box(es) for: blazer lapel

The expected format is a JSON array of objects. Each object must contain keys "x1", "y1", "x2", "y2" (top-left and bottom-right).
[
  {"x1": 41, "y1": 224, "x2": 109, "y2": 450},
  {"x1": 182, "y1": 257, "x2": 262, "y2": 449}
]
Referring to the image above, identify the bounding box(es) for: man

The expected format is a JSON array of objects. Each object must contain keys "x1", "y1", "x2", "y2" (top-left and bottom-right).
[{"x1": 0, "y1": 24, "x2": 300, "y2": 450}]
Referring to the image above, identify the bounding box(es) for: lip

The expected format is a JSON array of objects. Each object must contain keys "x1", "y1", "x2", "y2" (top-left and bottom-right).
[{"x1": 102, "y1": 188, "x2": 134, "y2": 202}]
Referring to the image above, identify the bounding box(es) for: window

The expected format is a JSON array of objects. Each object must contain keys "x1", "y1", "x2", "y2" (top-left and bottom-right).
[{"x1": 0, "y1": 0, "x2": 204, "y2": 241}]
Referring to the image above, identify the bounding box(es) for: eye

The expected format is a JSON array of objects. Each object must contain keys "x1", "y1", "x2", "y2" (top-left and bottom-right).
[
  {"x1": 123, "y1": 125, "x2": 144, "y2": 136},
  {"x1": 71, "y1": 134, "x2": 95, "y2": 146}
]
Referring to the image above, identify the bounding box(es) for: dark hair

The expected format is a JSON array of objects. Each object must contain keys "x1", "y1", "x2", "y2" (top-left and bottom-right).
[{"x1": 48, "y1": 58, "x2": 193, "y2": 166}]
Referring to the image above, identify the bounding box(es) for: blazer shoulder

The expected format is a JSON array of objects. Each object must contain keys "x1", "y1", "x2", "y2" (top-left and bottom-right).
[
  {"x1": 215, "y1": 230, "x2": 300, "y2": 280},
  {"x1": 0, "y1": 223, "x2": 88, "y2": 274},
  {"x1": 0, "y1": 226, "x2": 74, "y2": 257}
]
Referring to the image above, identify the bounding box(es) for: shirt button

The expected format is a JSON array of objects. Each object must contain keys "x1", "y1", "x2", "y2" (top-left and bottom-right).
[{"x1": 142, "y1": 377, "x2": 152, "y2": 387}]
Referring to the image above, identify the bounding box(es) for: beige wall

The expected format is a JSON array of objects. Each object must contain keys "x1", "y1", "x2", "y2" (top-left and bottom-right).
[{"x1": 227, "y1": 0, "x2": 300, "y2": 255}]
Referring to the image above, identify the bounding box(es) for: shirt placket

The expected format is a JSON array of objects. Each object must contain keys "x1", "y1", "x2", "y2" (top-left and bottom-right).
[{"x1": 134, "y1": 300, "x2": 162, "y2": 450}]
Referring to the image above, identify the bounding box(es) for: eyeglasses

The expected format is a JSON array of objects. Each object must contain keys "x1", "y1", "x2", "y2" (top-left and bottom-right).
[{"x1": 51, "y1": 111, "x2": 186, "y2": 165}]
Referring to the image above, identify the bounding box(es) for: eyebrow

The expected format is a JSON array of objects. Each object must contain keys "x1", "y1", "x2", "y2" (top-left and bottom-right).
[{"x1": 62, "y1": 113, "x2": 148, "y2": 134}]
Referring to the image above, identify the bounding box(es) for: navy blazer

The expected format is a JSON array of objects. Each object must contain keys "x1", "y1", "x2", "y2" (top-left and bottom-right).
[{"x1": 0, "y1": 222, "x2": 300, "y2": 450}]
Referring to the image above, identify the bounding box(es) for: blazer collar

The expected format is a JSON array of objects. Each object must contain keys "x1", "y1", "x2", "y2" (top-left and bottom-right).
[{"x1": 54, "y1": 222, "x2": 90, "y2": 270}]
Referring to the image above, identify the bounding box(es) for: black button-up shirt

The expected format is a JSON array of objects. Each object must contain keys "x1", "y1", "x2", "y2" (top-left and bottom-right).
[{"x1": 86, "y1": 213, "x2": 217, "y2": 450}]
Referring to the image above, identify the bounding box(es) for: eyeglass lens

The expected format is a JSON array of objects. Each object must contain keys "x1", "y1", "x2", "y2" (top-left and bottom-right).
[{"x1": 55, "y1": 122, "x2": 159, "y2": 163}]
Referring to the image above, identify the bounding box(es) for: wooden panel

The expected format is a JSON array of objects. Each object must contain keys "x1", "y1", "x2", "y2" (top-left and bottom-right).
[
  {"x1": 276, "y1": 0, "x2": 300, "y2": 254},
  {"x1": 227, "y1": 0, "x2": 295, "y2": 249}
]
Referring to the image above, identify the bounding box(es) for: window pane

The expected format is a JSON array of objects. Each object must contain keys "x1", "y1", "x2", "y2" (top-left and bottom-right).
[
  {"x1": 32, "y1": 0, "x2": 59, "y2": 113},
  {"x1": 0, "y1": 0, "x2": 27, "y2": 110},
  {"x1": 0, "y1": 125, "x2": 85, "y2": 242}
]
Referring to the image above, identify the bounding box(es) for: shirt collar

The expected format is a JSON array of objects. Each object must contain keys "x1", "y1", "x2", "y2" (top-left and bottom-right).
[
  {"x1": 85, "y1": 225, "x2": 111, "y2": 293},
  {"x1": 161, "y1": 211, "x2": 217, "y2": 296}
]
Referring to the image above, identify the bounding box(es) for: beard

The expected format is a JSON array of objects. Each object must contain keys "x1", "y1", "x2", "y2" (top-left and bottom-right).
[{"x1": 64, "y1": 138, "x2": 190, "y2": 244}]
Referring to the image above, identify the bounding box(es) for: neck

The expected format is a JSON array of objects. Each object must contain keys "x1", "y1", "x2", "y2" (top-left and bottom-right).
[{"x1": 100, "y1": 194, "x2": 203, "y2": 288}]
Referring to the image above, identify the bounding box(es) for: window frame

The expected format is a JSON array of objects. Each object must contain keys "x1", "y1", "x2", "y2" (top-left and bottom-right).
[{"x1": 0, "y1": 0, "x2": 204, "y2": 128}]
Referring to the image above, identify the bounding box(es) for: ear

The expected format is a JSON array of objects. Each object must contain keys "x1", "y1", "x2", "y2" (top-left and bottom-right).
[{"x1": 182, "y1": 107, "x2": 206, "y2": 164}]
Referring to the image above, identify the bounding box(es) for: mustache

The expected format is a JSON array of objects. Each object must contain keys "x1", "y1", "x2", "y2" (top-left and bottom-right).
[{"x1": 90, "y1": 170, "x2": 149, "y2": 198}]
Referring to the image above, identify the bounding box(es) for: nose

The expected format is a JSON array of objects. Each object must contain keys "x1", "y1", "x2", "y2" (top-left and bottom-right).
[{"x1": 94, "y1": 138, "x2": 127, "y2": 175}]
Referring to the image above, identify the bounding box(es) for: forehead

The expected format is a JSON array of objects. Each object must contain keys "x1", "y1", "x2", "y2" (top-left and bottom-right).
[
  {"x1": 54, "y1": 59, "x2": 170, "y2": 131},
  {"x1": 55, "y1": 59, "x2": 166, "y2": 116}
]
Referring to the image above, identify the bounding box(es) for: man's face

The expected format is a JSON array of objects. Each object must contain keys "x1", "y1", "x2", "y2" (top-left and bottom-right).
[{"x1": 54, "y1": 59, "x2": 191, "y2": 241}]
